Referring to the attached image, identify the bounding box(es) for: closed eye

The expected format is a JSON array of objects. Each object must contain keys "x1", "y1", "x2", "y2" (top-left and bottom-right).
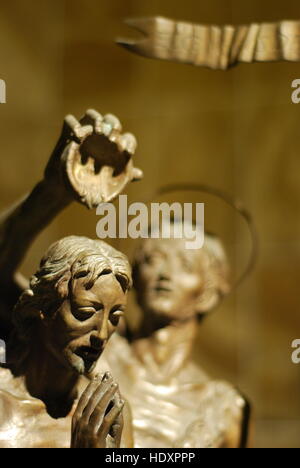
[
  {"x1": 109, "y1": 306, "x2": 125, "y2": 326},
  {"x1": 73, "y1": 307, "x2": 97, "y2": 322}
]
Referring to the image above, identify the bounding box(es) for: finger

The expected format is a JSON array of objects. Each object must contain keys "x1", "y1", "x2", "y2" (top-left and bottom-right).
[
  {"x1": 80, "y1": 109, "x2": 103, "y2": 133},
  {"x1": 102, "y1": 371, "x2": 112, "y2": 382},
  {"x1": 131, "y1": 167, "x2": 144, "y2": 181},
  {"x1": 62, "y1": 140, "x2": 80, "y2": 166},
  {"x1": 111, "y1": 411, "x2": 124, "y2": 434},
  {"x1": 89, "y1": 382, "x2": 119, "y2": 430},
  {"x1": 102, "y1": 114, "x2": 122, "y2": 136},
  {"x1": 110, "y1": 392, "x2": 124, "y2": 442},
  {"x1": 72, "y1": 375, "x2": 102, "y2": 424},
  {"x1": 118, "y1": 133, "x2": 137, "y2": 154},
  {"x1": 96, "y1": 397, "x2": 125, "y2": 436},
  {"x1": 110, "y1": 411, "x2": 124, "y2": 446},
  {"x1": 81, "y1": 375, "x2": 115, "y2": 424},
  {"x1": 65, "y1": 114, "x2": 93, "y2": 142}
]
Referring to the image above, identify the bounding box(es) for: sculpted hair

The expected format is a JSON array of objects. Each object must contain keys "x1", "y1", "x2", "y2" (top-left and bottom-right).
[{"x1": 9, "y1": 236, "x2": 132, "y2": 370}]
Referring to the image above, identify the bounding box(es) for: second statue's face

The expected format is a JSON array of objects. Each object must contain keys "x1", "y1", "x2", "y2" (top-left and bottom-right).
[
  {"x1": 43, "y1": 274, "x2": 127, "y2": 374},
  {"x1": 135, "y1": 238, "x2": 204, "y2": 322}
]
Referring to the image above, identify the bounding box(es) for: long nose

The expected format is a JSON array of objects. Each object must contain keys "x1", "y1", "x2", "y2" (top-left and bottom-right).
[
  {"x1": 90, "y1": 333, "x2": 103, "y2": 350},
  {"x1": 90, "y1": 319, "x2": 109, "y2": 349},
  {"x1": 98, "y1": 317, "x2": 109, "y2": 342}
]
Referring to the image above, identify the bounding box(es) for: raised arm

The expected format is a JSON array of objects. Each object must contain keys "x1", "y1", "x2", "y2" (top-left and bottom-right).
[
  {"x1": 0, "y1": 109, "x2": 142, "y2": 285},
  {"x1": 0, "y1": 110, "x2": 142, "y2": 337}
]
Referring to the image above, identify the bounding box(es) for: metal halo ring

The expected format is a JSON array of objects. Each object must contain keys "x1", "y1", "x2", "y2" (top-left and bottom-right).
[{"x1": 144, "y1": 182, "x2": 258, "y2": 292}]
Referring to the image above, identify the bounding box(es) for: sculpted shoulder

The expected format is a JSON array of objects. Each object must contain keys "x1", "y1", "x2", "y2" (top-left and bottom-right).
[
  {"x1": 0, "y1": 367, "x2": 30, "y2": 399},
  {"x1": 0, "y1": 367, "x2": 45, "y2": 421},
  {"x1": 0, "y1": 368, "x2": 73, "y2": 448},
  {"x1": 204, "y1": 380, "x2": 246, "y2": 410},
  {"x1": 179, "y1": 379, "x2": 248, "y2": 448}
]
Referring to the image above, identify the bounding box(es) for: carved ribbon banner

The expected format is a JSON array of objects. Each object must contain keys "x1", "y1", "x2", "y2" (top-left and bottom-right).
[{"x1": 117, "y1": 16, "x2": 300, "y2": 70}]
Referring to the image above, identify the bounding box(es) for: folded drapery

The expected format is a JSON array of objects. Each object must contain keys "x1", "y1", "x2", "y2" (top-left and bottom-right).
[{"x1": 117, "y1": 16, "x2": 300, "y2": 70}]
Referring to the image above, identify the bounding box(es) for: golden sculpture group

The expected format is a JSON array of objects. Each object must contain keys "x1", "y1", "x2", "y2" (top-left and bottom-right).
[
  {"x1": 5, "y1": 13, "x2": 296, "y2": 445},
  {"x1": 0, "y1": 109, "x2": 249, "y2": 448}
]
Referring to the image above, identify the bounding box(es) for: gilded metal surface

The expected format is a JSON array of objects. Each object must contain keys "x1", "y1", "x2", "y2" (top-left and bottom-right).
[
  {"x1": 98, "y1": 233, "x2": 249, "y2": 448},
  {"x1": 99, "y1": 333, "x2": 245, "y2": 448},
  {"x1": 0, "y1": 110, "x2": 138, "y2": 448},
  {"x1": 0, "y1": 367, "x2": 79, "y2": 448}
]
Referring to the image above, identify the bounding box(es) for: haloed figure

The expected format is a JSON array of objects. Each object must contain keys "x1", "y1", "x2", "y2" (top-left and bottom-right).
[
  {"x1": 0, "y1": 236, "x2": 133, "y2": 448},
  {"x1": 101, "y1": 220, "x2": 250, "y2": 448}
]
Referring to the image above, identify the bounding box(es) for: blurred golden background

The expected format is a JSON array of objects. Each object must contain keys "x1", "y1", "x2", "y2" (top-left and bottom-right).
[{"x1": 0, "y1": 0, "x2": 299, "y2": 448}]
